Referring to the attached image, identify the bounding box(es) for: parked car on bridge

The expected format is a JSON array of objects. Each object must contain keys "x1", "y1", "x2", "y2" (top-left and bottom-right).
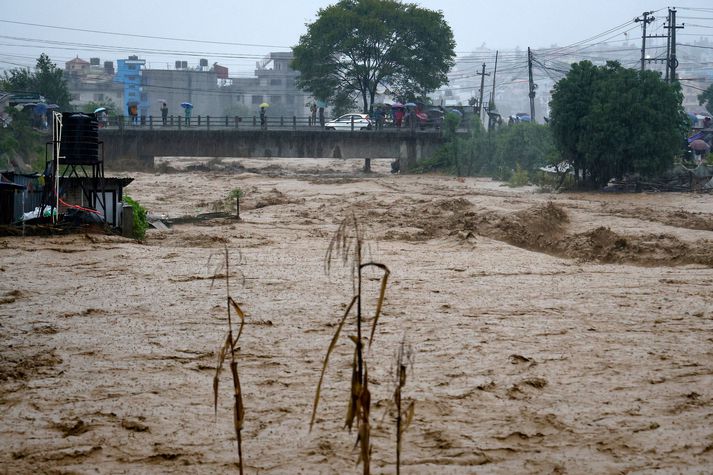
[{"x1": 325, "y1": 113, "x2": 372, "y2": 131}]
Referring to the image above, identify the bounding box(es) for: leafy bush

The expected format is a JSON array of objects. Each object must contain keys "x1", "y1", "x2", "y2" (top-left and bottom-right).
[
  {"x1": 492, "y1": 122, "x2": 555, "y2": 179},
  {"x1": 419, "y1": 119, "x2": 556, "y2": 181},
  {"x1": 123, "y1": 195, "x2": 148, "y2": 240},
  {"x1": 507, "y1": 163, "x2": 529, "y2": 187},
  {"x1": 0, "y1": 108, "x2": 45, "y2": 171}
]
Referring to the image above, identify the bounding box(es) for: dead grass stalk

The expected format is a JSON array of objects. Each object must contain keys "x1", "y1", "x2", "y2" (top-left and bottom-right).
[
  {"x1": 212, "y1": 246, "x2": 246, "y2": 474},
  {"x1": 311, "y1": 214, "x2": 390, "y2": 475}
]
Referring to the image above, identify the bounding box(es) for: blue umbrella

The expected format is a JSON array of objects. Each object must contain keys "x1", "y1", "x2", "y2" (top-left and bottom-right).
[
  {"x1": 404, "y1": 102, "x2": 417, "y2": 107},
  {"x1": 688, "y1": 132, "x2": 704, "y2": 143},
  {"x1": 181, "y1": 102, "x2": 193, "y2": 108},
  {"x1": 94, "y1": 107, "x2": 107, "y2": 114}
]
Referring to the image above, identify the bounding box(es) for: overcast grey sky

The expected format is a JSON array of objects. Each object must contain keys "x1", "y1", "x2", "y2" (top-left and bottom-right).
[{"x1": 1, "y1": 0, "x2": 711, "y2": 75}]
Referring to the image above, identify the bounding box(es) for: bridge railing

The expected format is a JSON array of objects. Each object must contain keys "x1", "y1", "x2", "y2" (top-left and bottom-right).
[{"x1": 102, "y1": 115, "x2": 453, "y2": 133}]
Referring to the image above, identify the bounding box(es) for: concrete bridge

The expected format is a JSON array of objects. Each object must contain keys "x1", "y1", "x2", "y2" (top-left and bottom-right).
[{"x1": 97, "y1": 129, "x2": 446, "y2": 171}]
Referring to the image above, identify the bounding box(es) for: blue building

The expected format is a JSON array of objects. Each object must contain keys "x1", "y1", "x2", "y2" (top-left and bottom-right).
[{"x1": 114, "y1": 55, "x2": 146, "y2": 117}]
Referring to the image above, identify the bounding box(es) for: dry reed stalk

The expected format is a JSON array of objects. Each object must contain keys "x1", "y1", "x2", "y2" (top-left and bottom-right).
[
  {"x1": 311, "y1": 214, "x2": 390, "y2": 475},
  {"x1": 393, "y1": 336, "x2": 415, "y2": 475},
  {"x1": 212, "y1": 246, "x2": 246, "y2": 474}
]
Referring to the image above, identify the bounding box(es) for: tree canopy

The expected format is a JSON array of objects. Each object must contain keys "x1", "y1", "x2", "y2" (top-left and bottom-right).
[
  {"x1": 1, "y1": 53, "x2": 71, "y2": 108},
  {"x1": 698, "y1": 83, "x2": 713, "y2": 116},
  {"x1": 549, "y1": 61, "x2": 687, "y2": 188},
  {"x1": 291, "y1": 0, "x2": 455, "y2": 113}
]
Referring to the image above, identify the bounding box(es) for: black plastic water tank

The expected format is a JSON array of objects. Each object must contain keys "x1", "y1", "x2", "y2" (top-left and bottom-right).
[{"x1": 59, "y1": 112, "x2": 99, "y2": 165}]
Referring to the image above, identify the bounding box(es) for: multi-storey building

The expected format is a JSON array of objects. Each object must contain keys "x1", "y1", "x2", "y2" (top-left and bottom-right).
[
  {"x1": 65, "y1": 57, "x2": 123, "y2": 111},
  {"x1": 231, "y1": 52, "x2": 310, "y2": 118},
  {"x1": 114, "y1": 56, "x2": 146, "y2": 117},
  {"x1": 66, "y1": 52, "x2": 311, "y2": 120}
]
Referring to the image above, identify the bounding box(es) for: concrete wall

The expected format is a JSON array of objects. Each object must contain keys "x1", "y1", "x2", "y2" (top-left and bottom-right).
[{"x1": 98, "y1": 129, "x2": 445, "y2": 171}]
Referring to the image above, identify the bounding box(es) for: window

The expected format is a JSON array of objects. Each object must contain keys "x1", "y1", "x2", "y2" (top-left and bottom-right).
[
  {"x1": 270, "y1": 96, "x2": 282, "y2": 104},
  {"x1": 270, "y1": 79, "x2": 282, "y2": 86},
  {"x1": 252, "y1": 95, "x2": 264, "y2": 105},
  {"x1": 93, "y1": 93, "x2": 104, "y2": 101}
]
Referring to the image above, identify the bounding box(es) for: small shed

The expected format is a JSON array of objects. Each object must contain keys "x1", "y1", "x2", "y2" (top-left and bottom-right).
[
  {"x1": 0, "y1": 172, "x2": 44, "y2": 225},
  {"x1": 0, "y1": 171, "x2": 133, "y2": 228},
  {"x1": 60, "y1": 176, "x2": 134, "y2": 227}
]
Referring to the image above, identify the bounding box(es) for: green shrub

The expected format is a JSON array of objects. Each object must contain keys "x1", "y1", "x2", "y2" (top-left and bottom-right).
[
  {"x1": 228, "y1": 188, "x2": 243, "y2": 200},
  {"x1": 123, "y1": 195, "x2": 148, "y2": 240},
  {"x1": 507, "y1": 163, "x2": 529, "y2": 187}
]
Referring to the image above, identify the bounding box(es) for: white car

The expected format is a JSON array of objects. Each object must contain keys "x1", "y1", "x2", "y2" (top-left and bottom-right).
[{"x1": 325, "y1": 113, "x2": 372, "y2": 131}]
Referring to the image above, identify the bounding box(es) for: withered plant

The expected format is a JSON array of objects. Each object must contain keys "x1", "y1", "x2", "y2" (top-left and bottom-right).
[
  {"x1": 212, "y1": 246, "x2": 246, "y2": 474},
  {"x1": 393, "y1": 336, "x2": 415, "y2": 475},
  {"x1": 310, "y1": 214, "x2": 390, "y2": 475}
]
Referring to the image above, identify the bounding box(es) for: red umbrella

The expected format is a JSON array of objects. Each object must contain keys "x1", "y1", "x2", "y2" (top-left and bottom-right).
[{"x1": 689, "y1": 139, "x2": 710, "y2": 152}]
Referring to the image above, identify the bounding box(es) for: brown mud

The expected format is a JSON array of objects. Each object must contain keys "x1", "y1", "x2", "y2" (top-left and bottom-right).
[{"x1": 1, "y1": 157, "x2": 712, "y2": 473}]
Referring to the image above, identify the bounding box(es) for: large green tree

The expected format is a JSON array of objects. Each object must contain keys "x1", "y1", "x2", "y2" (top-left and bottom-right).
[
  {"x1": 549, "y1": 61, "x2": 687, "y2": 188},
  {"x1": 291, "y1": 0, "x2": 455, "y2": 113},
  {"x1": 1, "y1": 53, "x2": 71, "y2": 108},
  {"x1": 698, "y1": 83, "x2": 713, "y2": 116}
]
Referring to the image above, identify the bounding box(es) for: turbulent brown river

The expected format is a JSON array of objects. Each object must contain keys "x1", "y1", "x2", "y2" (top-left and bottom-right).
[{"x1": 1, "y1": 157, "x2": 712, "y2": 473}]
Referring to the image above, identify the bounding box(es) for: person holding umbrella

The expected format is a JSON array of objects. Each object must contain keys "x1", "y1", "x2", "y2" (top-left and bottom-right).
[
  {"x1": 259, "y1": 102, "x2": 269, "y2": 130},
  {"x1": 392, "y1": 102, "x2": 404, "y2": 128},
  {"x1": 181, "y1": 102, "x2": 193, "y2": 126},
  {"x1": 94, "y1": 107, "x2": 108, "y2": 128},
  {"x1": 689, "y1": 139, "x2": 711, "y2": 164}
]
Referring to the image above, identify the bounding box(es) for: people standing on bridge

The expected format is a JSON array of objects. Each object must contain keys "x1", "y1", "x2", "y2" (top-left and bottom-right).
[
  {"x1": 310, "y1": 103, "x2": 317, "y2": 126},
  {"x1": 184, "y1": 105, "x2": 192, "y2": 126},
  {"x1": 394, "y1": 107, "x2": 404, "y2": 128},
  {"x1": 128, "y1": 103, "x2": 138, "y2": 126},
  {"x1": 408, "y1": 108, "x2": 417, "y2": 132},
  {"x1": 260, "y1": 106, "x2": 267, "y2": 130},
  {"x1": 375, "y1": 107, "x2": 385, "y2": 130},
  {"x1": 161, "y1": 102, "x2": 168, "y2": 126}
]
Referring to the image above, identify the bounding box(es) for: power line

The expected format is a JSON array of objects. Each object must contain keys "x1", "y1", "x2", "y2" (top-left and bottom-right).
[{"x1": 0, "y1": 18, "x2": 290, "y2": 49}]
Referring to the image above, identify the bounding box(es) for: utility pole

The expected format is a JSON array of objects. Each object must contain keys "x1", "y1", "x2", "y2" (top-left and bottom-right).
[
  {"x1": 635, "y1": 11, "x2": 655, "y2": 72},
  {"x1": 665, "y1": 8, "x2": 684, "y2": 82},
  {"x1": 527, "y1": 47, "x2": 536, "y2": 123},
  {"x1": 665, "y1": 12, "x2": 671, "y2": 82},
  {"x1": 487, "y1": 50, "x2": 498, "y2": 131},
  {"x1": 490, "y1": 50, "x2": 498, "y2": 107},
  {"x1": 476, "y1": 63, "x2": 490, "y2": 124}
]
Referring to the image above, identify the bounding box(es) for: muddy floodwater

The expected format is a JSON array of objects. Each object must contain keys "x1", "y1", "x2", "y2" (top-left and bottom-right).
[{"x1": 1, "y1": 157, "x2": 712, "y2": 473}]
